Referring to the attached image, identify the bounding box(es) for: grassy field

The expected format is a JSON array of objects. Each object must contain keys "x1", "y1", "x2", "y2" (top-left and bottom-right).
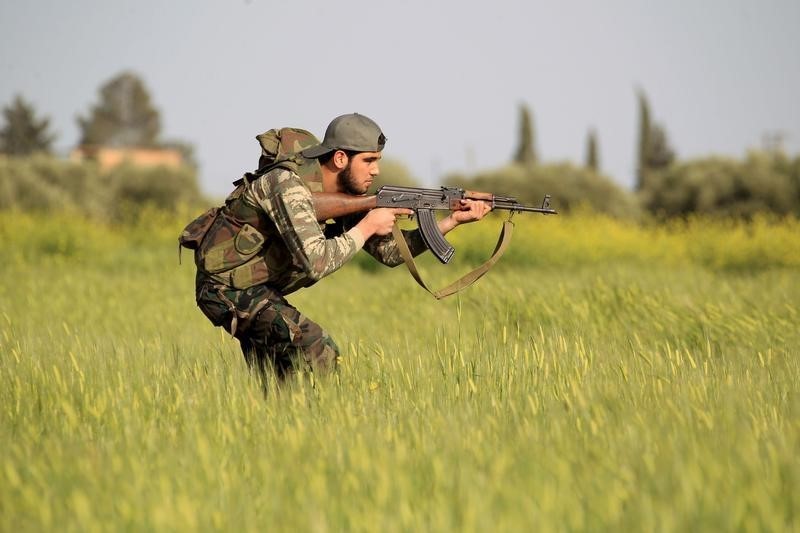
[{"x1": 1, "y1": 209, "x2": 798, "y2": 532}]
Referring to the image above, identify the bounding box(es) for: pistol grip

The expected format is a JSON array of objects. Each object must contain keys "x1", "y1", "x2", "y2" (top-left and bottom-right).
[{"x1": 417, "y1": 208, "x2": 455, "y2": 264}]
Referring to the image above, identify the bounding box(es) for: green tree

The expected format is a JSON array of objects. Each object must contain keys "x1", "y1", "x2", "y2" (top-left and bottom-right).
[
  {"x1": 636, "y1": 89, "x2": 675, "y2": 190},
  {"x1": 368, "y1": 158, "x2": 419, "y2": 192},
  {"x1": 77, "y1": 71, "x2": 161, "y2": 147},
  {"x1": 585, "y1": 128, "x2": 599, "y2": 172},
  {"x1": 639, "y1": 151, "x2": 799, "y2": 218},
  {"x1": 636, "y1": 90, "x2": 650, "y2": 189},
  {"x1": 445, "y1": 162, "x2": 640, "y2": 219},
  {"x1": 0, "y1": 95, "x2": 56, "y2": 155},
  {"x1": 512, "y1": 103, "x2": 537, "y2": 167}
]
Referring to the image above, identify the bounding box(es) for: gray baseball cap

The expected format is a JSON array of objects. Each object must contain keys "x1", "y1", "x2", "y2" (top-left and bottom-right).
[{"x1": 301, "y1": 113, "x2": 387, "y2": 159}]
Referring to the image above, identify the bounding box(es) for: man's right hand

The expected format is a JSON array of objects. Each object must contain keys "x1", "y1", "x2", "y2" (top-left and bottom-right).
[{"x1": 357, "y1": 208, "x2": 414, "y2": 237}]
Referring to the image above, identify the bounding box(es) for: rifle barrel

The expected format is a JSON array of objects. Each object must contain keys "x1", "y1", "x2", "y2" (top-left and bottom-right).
[{"x1": 492, "y1": 200, "x2": 557, "y2": 215}]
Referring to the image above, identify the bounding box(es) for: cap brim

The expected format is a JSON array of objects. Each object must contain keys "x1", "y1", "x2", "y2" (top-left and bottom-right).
[{"x1": 301, "y1": 144, "x2": 333, "y2": 159}]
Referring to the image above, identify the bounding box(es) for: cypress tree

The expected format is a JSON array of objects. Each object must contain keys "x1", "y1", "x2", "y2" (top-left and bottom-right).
[
  {"x1": 513, "y1": 103, "x2": 537, "y2": 167},
  {"x1": 636, "y1": 90, "x2": 651, "y2": 190},
  {"x1": 636, "y1": 89, "x2": 675, "y2": 190},
  {"x1": 585, "y1": 128, "x2": 599, "y2": 172}
]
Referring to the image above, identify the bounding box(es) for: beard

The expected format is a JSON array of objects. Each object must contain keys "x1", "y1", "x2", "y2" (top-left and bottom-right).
[{"x1": 337, "y1": 161, "x2": 368, "y2": 195}]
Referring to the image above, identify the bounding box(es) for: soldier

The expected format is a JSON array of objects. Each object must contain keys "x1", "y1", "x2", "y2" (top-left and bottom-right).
[{"x1": 189, "y1": 113, "x2": 490, "y2": 381}]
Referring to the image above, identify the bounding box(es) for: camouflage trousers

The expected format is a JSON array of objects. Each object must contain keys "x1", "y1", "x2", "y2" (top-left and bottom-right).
[{"x1": 196, "y1": 278, "x2": 339, "y2": 380}]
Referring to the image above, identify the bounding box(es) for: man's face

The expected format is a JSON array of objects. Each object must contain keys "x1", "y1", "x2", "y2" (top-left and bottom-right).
[{"x1": 338, "y1": 151, "x2": 381, "y2": 195}]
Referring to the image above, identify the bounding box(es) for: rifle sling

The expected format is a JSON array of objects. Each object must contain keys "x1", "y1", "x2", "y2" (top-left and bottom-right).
[{"x1": 391, "y1": 220, "x2": 514, "y2": 300}]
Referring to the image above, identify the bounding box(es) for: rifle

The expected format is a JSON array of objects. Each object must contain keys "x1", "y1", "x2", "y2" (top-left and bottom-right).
[{"x1": 313, "y1": 185, "x2": 557, "y2": 264}]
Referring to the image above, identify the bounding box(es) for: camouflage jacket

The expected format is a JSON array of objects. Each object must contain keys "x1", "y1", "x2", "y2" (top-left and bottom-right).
[{"x1": 197, "y1": 166, "x2": 428, "y2": 296}]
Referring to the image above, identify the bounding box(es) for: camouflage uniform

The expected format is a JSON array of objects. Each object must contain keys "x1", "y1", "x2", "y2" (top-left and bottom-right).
[{"x1": 191, "y1": 140, "x2": 427, "y2": 379}]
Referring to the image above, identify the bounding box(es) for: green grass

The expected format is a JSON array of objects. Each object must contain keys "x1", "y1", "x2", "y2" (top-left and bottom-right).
[{"x1": 0, "y1": 211, "x2": 798, "y2": 531}]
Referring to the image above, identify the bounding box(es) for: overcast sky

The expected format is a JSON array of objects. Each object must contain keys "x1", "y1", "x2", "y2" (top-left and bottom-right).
[{"x1": 2, "y1": 0, "x2": 798, "y2": 196}]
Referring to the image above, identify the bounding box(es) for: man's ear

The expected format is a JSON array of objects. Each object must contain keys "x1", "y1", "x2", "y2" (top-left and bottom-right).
[{"x1": 332, "y1": 150, "x2": 349, "y2": 170}]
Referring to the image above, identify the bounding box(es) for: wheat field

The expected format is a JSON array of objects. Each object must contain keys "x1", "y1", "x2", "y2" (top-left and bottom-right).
[{"x1": 1, "y1": 210, "x2": 798, "y2": 531}]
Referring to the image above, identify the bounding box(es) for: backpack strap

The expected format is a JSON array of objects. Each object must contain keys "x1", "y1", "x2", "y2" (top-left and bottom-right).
[{"x1": 391, "y1": 219, "x2": 514, "y2": 299}]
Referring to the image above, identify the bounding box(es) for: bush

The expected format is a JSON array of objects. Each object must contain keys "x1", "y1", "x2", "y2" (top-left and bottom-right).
[
  {"x1": 368, "y1": 158, "x2": 420, "y2": 192},
  {"x1": 444, "y1": 162, "x2": 641, "y2": 219},
  {"x1": 0, "y1": 155, "x2": 103, "y2": 214},
  {"x1": 107, "y1": 163, "x2": 204, "y2": 222},
  {"x1": 0, "y1": 155, "x2": 207, "y2": 221},
  {"x1": 640, "y1": 151, "x2": 800, "y2": 218}
]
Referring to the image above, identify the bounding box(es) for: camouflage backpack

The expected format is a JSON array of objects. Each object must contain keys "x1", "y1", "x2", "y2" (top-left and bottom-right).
[{"x1": 179, "y1": 127, "x2": 322, "y2": 289}]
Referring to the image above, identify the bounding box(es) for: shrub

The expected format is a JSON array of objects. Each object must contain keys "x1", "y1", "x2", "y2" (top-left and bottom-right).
[
  {"x1": 0, "y1": 155, "x2": 207, "y2": 221},
  {"x1": 368, "y1": 158, "x2": 420, "y2": 192},
  {"x1": 444, "y1": 162, "x2": 640, "y2": 219},
  {"x1": 640, "y1": 151, "x2": 800, "y2": 218},
  {"x1": 107, "y1": 163, "x2": 204, "y2": 222}
]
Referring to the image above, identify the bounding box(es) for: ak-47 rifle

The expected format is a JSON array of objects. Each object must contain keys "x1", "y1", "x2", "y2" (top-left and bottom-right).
[{"x1": 312, "y1": 185, "x2": 557, "y2": 264}]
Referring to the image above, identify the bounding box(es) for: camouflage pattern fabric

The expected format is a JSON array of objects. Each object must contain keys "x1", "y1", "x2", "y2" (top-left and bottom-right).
[
  {"x1": 329, "y1": 214, "x2": 429, "y2": 267},
  {"x1": 242, "y1": 168, "x2": 361, "y2": 294},
  {"x1": 196, "y1": 274, "x2": 338, "y2": 380},
  {"x1": 255, "y1": 128, "x2": 324, "y2": 186},
  {"x1": 192, "y1": 167, "x2": 355, "y2": 380},
  {"x1": 187, "y1": 125, "x2": 429, "y2": 380},
  {"x1": 201, "y1": 220, "x2": 264, "y2": 274},
  {"x1": 241, "y1": 170, "x2": 429, "y2": 291}
]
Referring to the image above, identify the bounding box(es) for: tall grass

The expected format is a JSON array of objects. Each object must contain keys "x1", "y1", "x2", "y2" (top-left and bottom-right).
[{"x1": 1, "y1": 210, "x2": 798, "y2": 531}]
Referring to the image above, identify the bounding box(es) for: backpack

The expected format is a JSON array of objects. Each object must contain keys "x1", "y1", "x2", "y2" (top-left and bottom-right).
[{"x1": 178, "y1": 127, "x2": 321, "y2": 288}]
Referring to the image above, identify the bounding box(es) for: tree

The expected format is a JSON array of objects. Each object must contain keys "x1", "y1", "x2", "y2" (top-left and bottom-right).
[
  {"x1": 512, "y1": 103, "x2": 538, "y2": 167},
  {"x1": 636, "y1": 89, "x2": 651, "y2": 189},
  {"x1": 368, "y1": 158, "x2": 419, "y2": 192},
  {"x1": 0, "y1": 95, "x2": 56, "y2": 155},
  {"x1": 585, "y1": 128, "x2": 599, "y2": 172},
  {"x1": 636, "y1": 89, "x2": 675, "y2": 190},
  {"x1": 444, "y1": 162, "x2": 640, "y2": 219},
  {"x1": 77, "y1": 71, "x2": 161, "y2": 147},
  {"x1": 647, "y1": 125, "x2": 675, "y2": 168}
]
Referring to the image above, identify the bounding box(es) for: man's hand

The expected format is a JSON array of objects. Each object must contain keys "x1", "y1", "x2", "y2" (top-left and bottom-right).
[
  {"x1": 357, "y1": 207, "x2": 414, "y2": 237},
  {"x1": 353, "y1": 200, "x2": 489, "y2": 242},
  {"x1": 438, "y1": 199, "x2": 492, "y2": 235},
  {"x1": 451, "y1": 199, "x2": 492, "y2": 224}
]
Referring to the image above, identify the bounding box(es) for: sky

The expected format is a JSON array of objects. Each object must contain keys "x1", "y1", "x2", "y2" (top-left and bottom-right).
[{"x1": 1, "y1": 0, "x2": 798, "y2": 197}]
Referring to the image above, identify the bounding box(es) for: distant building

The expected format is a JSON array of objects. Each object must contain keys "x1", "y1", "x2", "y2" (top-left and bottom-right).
[{"x1": 70, "y1": 145, "x2": 184, "y2": 171}]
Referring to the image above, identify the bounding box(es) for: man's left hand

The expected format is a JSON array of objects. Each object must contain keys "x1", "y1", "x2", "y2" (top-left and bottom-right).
[{"x1": 450, "y1": 199, "x2": 492, "y2": 224}]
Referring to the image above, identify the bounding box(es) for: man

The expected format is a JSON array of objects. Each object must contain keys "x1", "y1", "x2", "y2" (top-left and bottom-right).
[{"x1": 193, "y1": 113, "x2": 490, "y2": 380}]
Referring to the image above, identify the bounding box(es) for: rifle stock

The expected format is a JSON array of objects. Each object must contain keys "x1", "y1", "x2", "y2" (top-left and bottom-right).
[{"x1": 312, "y1": 193, "x2": 377, "y2": 221}]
